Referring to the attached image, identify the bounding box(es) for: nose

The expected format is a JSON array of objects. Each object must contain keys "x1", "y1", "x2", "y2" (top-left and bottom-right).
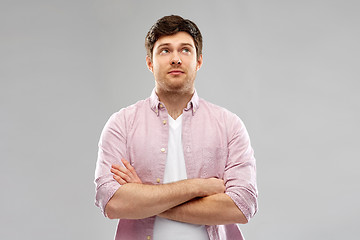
[{"x1": 171, "y1": 53, "x2": 182, "y2": 65}]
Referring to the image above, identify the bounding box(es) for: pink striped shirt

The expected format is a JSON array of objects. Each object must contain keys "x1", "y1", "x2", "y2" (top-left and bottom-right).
[{"x1": 94, "y1": 89, "x2": 258, "y2": 240}]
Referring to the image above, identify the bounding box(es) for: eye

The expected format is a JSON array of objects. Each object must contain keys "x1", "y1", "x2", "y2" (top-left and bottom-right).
[
  {"x1": 160, "y1": 49, "x2": 169, "y2": 54},
  {"x1": 182, "y1": 48, "x2": 190, "y2": 53}
]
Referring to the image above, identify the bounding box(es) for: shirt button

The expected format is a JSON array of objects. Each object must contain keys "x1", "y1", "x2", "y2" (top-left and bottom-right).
[
  {"x1": 156, "y1": 178, "x2": 161, "y2": 183},
  {"x1": 163, "y1": 120, "x2": 167, "y2": 125},
  {"x1": 186, "y1": 146, "x2": 191, "y2": 153},
  {"x1": 147, "y1": 236, "x2": 151, "y2": 240},
  {"x1": 160, "y1": 148, "x2": 166, "y2": 153}
]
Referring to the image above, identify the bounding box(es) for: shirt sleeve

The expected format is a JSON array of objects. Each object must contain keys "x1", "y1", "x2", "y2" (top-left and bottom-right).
[
  {"x1": 224, "y1": 114, "x2": 258, "y2": 221},
  {"x1": 94, "y1": 110, "x2": 127, "y2": 217}
]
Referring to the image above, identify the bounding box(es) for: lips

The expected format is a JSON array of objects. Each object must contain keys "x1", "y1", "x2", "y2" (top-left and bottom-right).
[{"x1": 168, "y1": 69, "x2": 185, "y2": 75}]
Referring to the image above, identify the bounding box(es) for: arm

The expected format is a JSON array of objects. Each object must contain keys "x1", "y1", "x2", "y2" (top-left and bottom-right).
[
  {"x1": 106, "y1": 114, "x2": 258, "y2": 223},
  {"x1": 107, "y1": 160, "x2": 225, "y2": 219},
  {"x1": 158, "y1": 193, "x2": 248, "y2": 225},
  {"x1": 158, "y1": 115, "x2": 258, "y2": 225},
  {"x1": 94, "y1": 111, "x2": 227, "y2": 220},
  {"x1": 105, "y1": 177, "x2": 225, "y2": 220},
  {"x1": 111, "y1": 159, "x2": 246, "y2": 224}
]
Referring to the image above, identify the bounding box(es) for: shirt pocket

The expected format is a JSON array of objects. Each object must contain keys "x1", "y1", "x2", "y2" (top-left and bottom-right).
[{"x1": 201, "y1": 147, "x2": 227, "y2": 179}]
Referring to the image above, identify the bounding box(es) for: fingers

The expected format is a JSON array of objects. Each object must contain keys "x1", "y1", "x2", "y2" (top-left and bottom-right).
[
  {"x1": 111, "y1": 167, "x2": 132, "y2": 182},
  {"x1": 111, "y1": 165, "x2": 133, "y2": 179},
  {"x1": 121, "y1": 159, "x2": 142, "y2": 183},
  {"x1": 121, "y1": 158, "x2": 134, "y2": 171},
  {"x1": 113, "y1": 174, "x2": 127, "y2": 185},
  {"x1": 200, "y1": 178, "x2": 226, "y2": 196},
  {"x1": 112, "y1": 160, "x2": 134, "y2": 179},
  {"x1": 111, "y1": 159, "x2": 142, "y2": 184}
]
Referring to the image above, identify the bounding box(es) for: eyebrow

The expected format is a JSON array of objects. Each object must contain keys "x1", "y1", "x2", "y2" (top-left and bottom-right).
[{"x1": 156, "y1": 43, "x2": 195, "y2": 49}]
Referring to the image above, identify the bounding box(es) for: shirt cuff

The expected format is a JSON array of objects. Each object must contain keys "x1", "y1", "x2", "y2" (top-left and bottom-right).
[
  {"x1": 95, "y1": 181, "x2": 121, "y2": 217},
  {"x1": 225, "y1": 188, "x2": 257, "y2": 222}
]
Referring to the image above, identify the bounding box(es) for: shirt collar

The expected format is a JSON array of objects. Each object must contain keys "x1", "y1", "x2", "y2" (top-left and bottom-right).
[{"x1": 150, "y1": 88, "x2": 199, "y2": 116}]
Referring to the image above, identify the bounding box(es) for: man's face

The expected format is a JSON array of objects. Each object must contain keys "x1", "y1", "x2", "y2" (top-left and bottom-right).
[{"x1": 146, "y1": 31, "x2": 203, "y2": 94}]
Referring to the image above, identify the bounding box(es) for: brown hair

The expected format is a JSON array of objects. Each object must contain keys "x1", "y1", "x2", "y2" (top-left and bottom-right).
[{"x1": 145, "y1": 15, "x2": 203, "y2": 60}]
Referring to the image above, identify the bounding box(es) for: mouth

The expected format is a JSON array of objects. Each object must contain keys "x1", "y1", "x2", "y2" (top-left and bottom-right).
[{"x1": 168, "y1": 70, "x2": 185, "y2": 75}]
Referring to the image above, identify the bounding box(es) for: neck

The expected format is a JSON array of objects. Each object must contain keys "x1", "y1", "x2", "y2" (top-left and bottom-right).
[{"x1": 156, "y1": 88, "x2": 194, "y2": 120}]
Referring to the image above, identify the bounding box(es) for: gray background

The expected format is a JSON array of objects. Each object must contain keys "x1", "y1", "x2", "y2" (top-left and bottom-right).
[{"x1": 1, "y1": 0, "x2": 359, "y2": 239}]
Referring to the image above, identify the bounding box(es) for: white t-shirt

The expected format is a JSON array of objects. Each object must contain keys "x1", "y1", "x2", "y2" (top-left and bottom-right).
[{"x1": 153, "y1": 114, "x2": 209, "y2": 240}]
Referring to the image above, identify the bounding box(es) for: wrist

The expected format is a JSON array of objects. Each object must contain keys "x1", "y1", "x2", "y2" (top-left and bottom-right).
[{"x1": 187, "y1": 178, "x2": 206, "y2": 197}]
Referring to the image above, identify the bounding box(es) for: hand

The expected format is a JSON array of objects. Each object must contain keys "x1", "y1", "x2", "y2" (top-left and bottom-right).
[
  {"x1": 198, "y1": 178, "x2": 226, "y2": 197},
  {"x1": 111, "y1": 159, "x2": 142, "y2": 185}
]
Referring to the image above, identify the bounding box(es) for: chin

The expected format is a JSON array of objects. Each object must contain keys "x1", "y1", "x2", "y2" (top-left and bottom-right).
[
  {"x1": 165, "y1": 81, "x2": 187, "y2": 90},
  {"x1": 169, "y1": 85, "x2": 194, "y2": 94}
]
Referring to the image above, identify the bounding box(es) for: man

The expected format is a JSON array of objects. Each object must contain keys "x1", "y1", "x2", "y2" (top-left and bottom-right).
[{"x1": 95, "y1": 15, "x2": 258, "y2": 240}]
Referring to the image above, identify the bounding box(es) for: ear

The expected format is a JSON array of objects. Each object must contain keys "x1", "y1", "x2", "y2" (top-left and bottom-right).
[
  {"x1": 146, "y1": 55, "x2": 153, "y2": 73},
  {"x1": 196, "y1": 54, "x2": 203, "y2": 71}
]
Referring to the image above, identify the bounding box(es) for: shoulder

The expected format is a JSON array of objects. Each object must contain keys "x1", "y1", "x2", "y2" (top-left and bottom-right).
[
  {"x1": 197, "y1": 98, "x2": 248, "y2": 140},
  {"x1": 105, "y1": 98, "x2": 150, "y2": 129},
  {"x1": 198, "y1": 98, "x2": 243, "y2": 125},
  {"x1": 112, "y1": 98, "x2": 149, "y2": 118}
]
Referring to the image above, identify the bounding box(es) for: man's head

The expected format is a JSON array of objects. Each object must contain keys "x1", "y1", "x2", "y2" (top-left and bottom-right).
[
  {"x1": 145, "y1": 15, "x2": 203, "y2": 61},
  {"x1": 145, "y1": 15, "x2": 203, "y2": 96}
]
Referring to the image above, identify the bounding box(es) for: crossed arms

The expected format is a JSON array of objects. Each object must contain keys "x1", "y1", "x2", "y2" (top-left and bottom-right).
[
  {"x1": 96, "y1": 110, "x2": 257, "y2": 225},
  {"x1": 104, "y1": 159, "x2": 248, "y2": 225}
]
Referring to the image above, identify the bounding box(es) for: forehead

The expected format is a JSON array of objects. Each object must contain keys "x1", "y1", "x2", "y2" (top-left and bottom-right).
[{"x1": 154, "y1": 31, "x2": 195, "y2": 48}]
